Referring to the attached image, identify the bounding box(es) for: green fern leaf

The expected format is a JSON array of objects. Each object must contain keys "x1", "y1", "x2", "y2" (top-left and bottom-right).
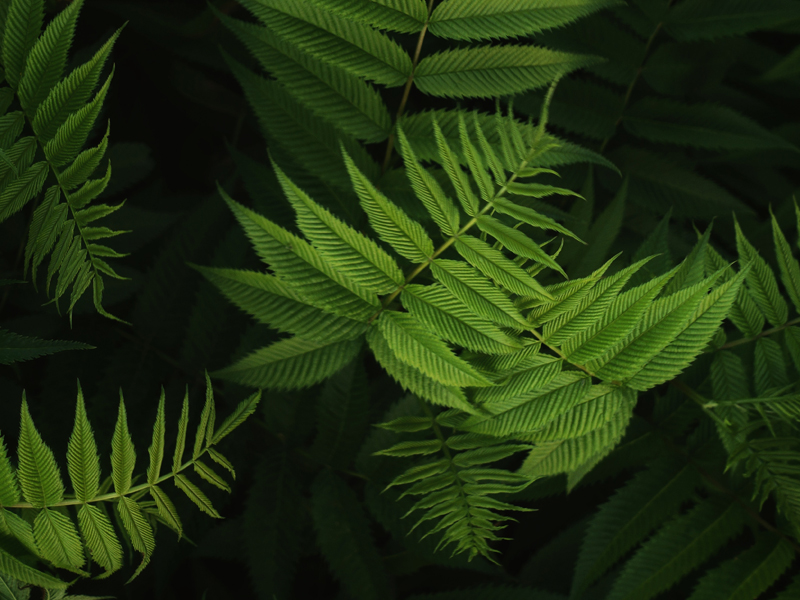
[
  {"x1": 239, "y1": 0, "x2": 412, "y2": 87},
  {"x1": 213, "y1": 336, "x2": 364, "y2": 390},
  {"x1": 57, "y1": 121, "x2": 109, "y2": 190},
  {"x1": 17, "y1": 397, "x2": 63, "y2": 507},
  {"x1": 735, "y1": 217, "x2": 788, "y2": 326},
  {"x1": 753, "y1": 337, "x2": 789, "y2": 395},
  {"x1": 415, "y1": 45, "x2": 599, "y2": 99},
  {"x1": 304, "y1": 0, "x2": 428, "y2": 34},
  {"x1": 17, "y1": 0, "x2": 82, "y2": 116},
  {"x1": 77, "y1": 503, "x2": 123, "y2": 576},
  {"x1": 66, "y1": 382, "x2": 100, "y2": 503},
  {"x1": 461, "y1": 372, "x2": 591, "y2": 436},
  {"x1": 0, "y1": 160, "x2": 46, "y2": 221},
  {"x1": 0, "y1": 547, "x2": 66, "y2": 590},
  {"x1": 476, "y1": 215, "x2": 567, "y2": 277},
  {"x1": 770, "y1": 206, "x2": 800, "y2": 314},
  {"x1": 1, "y1": 0, "x2": 43, "y2": 89},
  {"x1": 192, "y1": 265, "x2": 368, "y2": 343},
  {"x1": 433, "y1": 117, "x2": 479, "y2": 215},
  {"x1": 455, "y1": 235, "x2": 553, "y2": 300},
  {"x1": 705, "y1": 243, "x2": 764, "y2": 336},
  {"x1": 430, "y1": 259, "x2": 529, "y2": 329},
  {"x1": 623, "y1": 98, "x2": 799, "y2": 151},
  {"x1": 0, "y1": 327, "x2": 92, "y2": 365},
  {"x1": 473, "y1": 354, "x2": 562, "y2": 405},
  {"x1": 218, "y1": 11, "x2": 391, "y2": 142},
  {"x1": 377, "y1": 311, "x2": 493, "y2": 388},
  {"x1": 273, "y1": 159, "x2": 404, "y2": 293},
  {"x1": 146, "y1": 389, "x2": 166, "y2": 486},
  {"x1": 111, "y1": 395, "x2": 136, "y2": 496},
  {"x1": 174, "y1": 474, "x2": 221, "y2": 519},
  {"x1": 149, "y1": 485, "x2": 182, "y2": 538},
  {"x1": 172, "y1": 390, "x2": 189, "y2": 473},
  {"x1": 0, "y1": 435, "x2": 19, "y2": 506},
  {"x1": 572, "y1": 457, "x2": 701, "y2": 595},
  {"x1": 607, "y1": 498, "x2": 746, "y2": 600},
  {"x1": 211, "y1": 390, "x2": 261, "y2": 446},
  {"x1": 664, "y1": 0, "x2": 800, "y2": 41},
  {"x1": 428, "y1": 0, "x2": 621, "y2": 41},
  {"x1": 116, "y1": 496, "x2": 154, "y2": 582},
  {"x1": 590, "y1": 270, "x2": 726, "y2": 385},
  {"x1": 366, "y1": 325, "x2": 475, "y2": 412},
  {"x1": 402, "y1": 283, "x2": 523, "y2": 355},
  {"x1": 687, "y1": 534, "x2": 794, "y2": 600},
  {"x1": 33, "y1": 508, "x2": 84, "y2": 572},
  {"x1": 221, "y1": 186, "x2": 379, "y2": 320},
  {"x1": 343, "y1": 147, "x2": 434, "y2": 264},
  {"x1": 193, "y1": 373, "x2": 215, "y2": 460}
]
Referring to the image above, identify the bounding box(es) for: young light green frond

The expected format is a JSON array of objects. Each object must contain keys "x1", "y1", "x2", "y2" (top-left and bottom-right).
[
  {"x1": 705, "y1": 243, "x2": 764, "y2": 336},
  {"x1": 591, "y1": 271, "x2": 724, "y2": 384},
  {"x1": 116, "y1": 496, "x2": 154, "y2": 582},
  {"x1": 455, "y1": 235, "x2": 553, "y2": 300},
  {"x1": 1, "y1": 0, "x2": 43, "y2": 90},
  {"x1": 366, "y1": 325, "x2": 476, "y2": 413},
  {"x1": 273, "y1": 158, "x2": 403, "y2": 293},
  {"x1": 572, "y1": 457, "x2": 701, "y2": 596},
  {"x1": 770, "y1": 206, "x2": 800, "y2": 314},
  {"x1": 220, "y1": 186, "x2": 378, "y2": 320},
  {"x1": 473, "y1": 355, "x2": 563, "y2": 405},
  {"x1": 490, "y1": 197, "x2": 582, "y2": 243},
  {"x1": 414, "y1": 44, "x2": 600, "y2": 99},
  {"x1": 17, "y1": 397, "x2": 63, "y2": 507},
  {"x1": 147, "y1": 389, "x2": 166, "y2": 486},
  {"x1": 428, "y1": 0, "x2": 621, "y2": 41},
  {"x1": 173, "y1": 388, "x2": 189, "y2": 473},
  {"x1": 342, "y1": 146, "x2": 434, "y2": 264},
  {"x1": 401, "y1": 284, "x2": 523, "y2": 355},
  {"x1": 687, "y1": 534, "x2": 794, "y2": 600},
  {"x1": 192, "y1": 265, "x2": 368, "y2": 343},
  {"x1": 212, "y1": 390, "x2": 261, "y2": 446},
  {"x1": 42, "y1": 68, "x2": 112, "y2": 167},
  {"x1": 526, "y1": 256, "x2": 615, "y2": 326},
  {"x1": 461, "y1": 372, "x2": 591, "y2": 436},
  {"x1": 193, "y1": 373, "x2": 215, "y2": 460},
  {"x1": 430, "y1": 259, "x2": 528, "y2": 329},
  {"x1": 544, "y1": 257, "x2": 653, "y2": 347},
  {"x1": 434, "y1": 117, "x2": 479, "y2": 215},
  {"x1": 625, "y1": 269, "x2": 747, "y2": 391},
  {"x1": 32, "y1": 508, "x2": 84, "y2": 572},
  {"x1": 77, "y1": 503, "x2": 123, "y2": 576},
  {"x1": 111, "y1": 394, "x2": 135, "y2": 496},
  {"x1": 218, "y1": 11, "x2": 391, "y2": 142},
  {"x1": 0, "y1": 435, "x2": 19, "y2": 505},
  {"x1": 304, "y1": 0, "x2": 427, "y2": 34},
  {"x1": 0, "y1": 327, "x2": 92, "y2": 365},
  {"x1": 213, "y1": 335, "x2": 364, "y2": 390},
  {"x1": 378, "y1": 311, "x2": 494, "y2": 388},
  {"x1": 174, "y1": 474, "x2": 222, "y2": 519},
  {"x1": 477, "y1": 215, "x2": 567, "y2": 278},
  {"x1": 239, "y1": 0, "x2": 412, "y2": 87},
  {"x1": 607, "y1": 498, "x2": 746, "y2": 600},
  {"x1": 396, "y1": 124, "x2": 461, "y2": 236},
  {"x1": 734, "y1": 216, "x2": 788, "y2": 326},
  {"x1": 66, "y1": 381, "x2": 100, "y2": 502},
  {"x1": 664, "y1": 0, "x2": 800, "y2": 41},
  {"x1": 458, "y1": 111, "x2": 494, "y2": 203},
  {"x1": 17, "y1": 0, "x2": 82, "y2": 116}
]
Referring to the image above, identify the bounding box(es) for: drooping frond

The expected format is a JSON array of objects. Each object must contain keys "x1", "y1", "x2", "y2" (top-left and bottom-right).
[{"x1": 0, "y1": 0, "x2": 128, "y2": 320}]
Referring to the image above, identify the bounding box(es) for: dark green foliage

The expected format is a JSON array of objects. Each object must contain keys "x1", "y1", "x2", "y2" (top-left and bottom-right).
[{"x1": 2, "y1": 0, "x2": 800, "y2": 598}]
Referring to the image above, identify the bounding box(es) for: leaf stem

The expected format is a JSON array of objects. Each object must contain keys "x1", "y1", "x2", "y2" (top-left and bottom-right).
[
  {"x1": 381, "y1": 0, "x2": 437, "y2": 175},
  {"x1": 709, "y1": 316, "x2": 800, "y2": 352}
]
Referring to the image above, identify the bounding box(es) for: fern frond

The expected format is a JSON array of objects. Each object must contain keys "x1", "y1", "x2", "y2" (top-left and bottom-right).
[
  {"x1": 239, "y1": 0, "x2": 412, "y2": 87},
  {"x1": 0, "y1": 327, "x2": 92, "y2": 365},
  {"x1": 414, "y1": 45, "x2": 600, "y2": 99},
  {"x1": 0, "y1": 378, "x2": 260, "y2": 582},
  {"x1": 428, "y1": 0, "x2": 621, "y2": 42},
  {"x1": 304, "y1": 0, "x2": 428, "y2": 34}
]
